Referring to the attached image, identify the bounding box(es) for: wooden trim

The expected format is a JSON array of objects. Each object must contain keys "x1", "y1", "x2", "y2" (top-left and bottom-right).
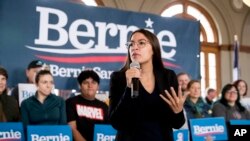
[
  {"x1": 95, "y1": 0, "x2": 104, "y2": 6},
  {"x1": 220, "y1": 45, "x2": 250, "y2": 53}
]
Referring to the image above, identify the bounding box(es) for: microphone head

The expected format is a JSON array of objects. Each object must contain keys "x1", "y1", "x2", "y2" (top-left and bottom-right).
[{"x1": 130, "y1": 61, "x2": 140, "y2": 69}]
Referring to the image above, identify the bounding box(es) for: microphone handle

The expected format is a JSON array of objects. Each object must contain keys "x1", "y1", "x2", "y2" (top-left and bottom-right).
[{"x1": 131, "y1": 78, "x2": 139, "y2": 98}]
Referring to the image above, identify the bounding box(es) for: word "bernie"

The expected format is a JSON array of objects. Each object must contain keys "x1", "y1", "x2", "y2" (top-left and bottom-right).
[
  {"x1": 0, "y1": 130, "x2": 21, "y2": 139},
  {"x1": 31, "y1": 133, "x2": 70, "y2": 141},
  {"x1": 193, "y1": 124, "x2": 224, "y2": 135}
]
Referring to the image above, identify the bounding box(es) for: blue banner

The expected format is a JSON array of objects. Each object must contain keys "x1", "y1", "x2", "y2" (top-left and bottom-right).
[
  {"x1": 0, "y1": 0, "x2": 200, "y2": 91},
  {"x1": 27, "y1": 125, "x2": 72, "y2": 141},
  {"x1": 93, "y1": 124, "x2": 117, "y2": 141},
  {"x1": 0, "y1": 122, "x2": 24, "y2": 141},
  {"x1": 173, "y1": 129, "x2": 189, "y2": 141},
  {"x1": 189, "y1": 117, "x2": 228, "y2": 141}
]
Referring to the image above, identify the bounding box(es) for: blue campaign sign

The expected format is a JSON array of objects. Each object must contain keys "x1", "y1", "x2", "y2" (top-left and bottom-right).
[
  {"x1": 93, "y1": 124, "x2": 117, "y2": 141},
  {"x1": 230, "y1": 120, "x2": 250, "y2": 125},
  {"x1": 0, "y1": 0, "x2": 199, "y2": 92},
  {"x1": 0, "y1": 122, "x2": 24, "y2": 141},
  {"x1": 189, "y1": 117, "x2": 228, "y2": 141},
  {"x1": 27, "y1": 125, "x2": 72, "y2": 141},
  {"x1": 173, "y1": 129, "x2": 189, "y2": 141}
]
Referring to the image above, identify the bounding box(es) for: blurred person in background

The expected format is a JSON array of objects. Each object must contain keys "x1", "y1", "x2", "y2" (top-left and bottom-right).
[
  {"x1": 233, "y1": 79, "x2": 250, "y2": 111},
  {"x1": 0, "y1": 66, "x2": 20, "y2": 122},
  {"x1": 212, "y1": 83, "x2": 250, "y2": 121},
  {"x1": 205, "y1": 88, "x2": 217, "y2": 107},
  {"x1": 177, "y1": 72, "x2": 191, "y2": 95},
  {"x1": 11, "y1": 60, "x2": 45, "y2": 102},
  {"x1": 184, "y1": 80, "x2": 212, "y2": 119}
]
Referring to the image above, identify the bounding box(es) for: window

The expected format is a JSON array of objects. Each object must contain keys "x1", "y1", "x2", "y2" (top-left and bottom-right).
[{"x1": 161, "y1": 0, "x2": 220, "y2": 97}]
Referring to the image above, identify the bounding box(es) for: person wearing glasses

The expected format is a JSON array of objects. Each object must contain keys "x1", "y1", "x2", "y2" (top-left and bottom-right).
[
  {"x1": 109, "y1": 29, "x2": 188, "y2": 141},
  {"x1": 212, "y1": 83, "x2": 250, "y2": 121}
]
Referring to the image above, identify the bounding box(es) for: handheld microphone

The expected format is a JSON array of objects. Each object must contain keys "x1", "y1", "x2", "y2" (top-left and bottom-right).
[{"x1": 130, "y1": 61, "x2": 140, "y2": 98}]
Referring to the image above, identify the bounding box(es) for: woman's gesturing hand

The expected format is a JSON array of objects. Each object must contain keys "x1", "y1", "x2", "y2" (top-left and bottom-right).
[{"x1": 160, "y1": 86, "x2": 189, "y2": 114}]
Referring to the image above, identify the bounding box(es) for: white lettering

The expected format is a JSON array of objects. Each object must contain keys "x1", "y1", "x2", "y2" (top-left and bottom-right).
[
  {"x1": 193, "y1": 124, "x2": 224, "y2": 135},
  {"x1": 0, "y1": 130, "x2": 21, "y2": 139},
  {"x1": 76, "y1": 105, "x2": 104, "y2": 120},
  {"x1": 49, "y1": 64, "x2": 112, "y2": 79},
  {"x1": 157, "y1": 30, "x2": 176, "y2": 61},
  {"x1": 28, "y1": 6, "x2": 177, "y2": 61},
  {"x1": 35, "y1": 6, "x2": 68, "y2": 46},
  {"x1": 234, "y1": 129, "x2": 247, "y2": 136},
  {"x1": 69, "y1": 19, "x2": 95, "y2": 49},
  {"x1": 96, "y1": 133, "x2": 116, "y2": 141},
  {"x1": 31, "y1": 133, "x2": 70, "y2": 141}
]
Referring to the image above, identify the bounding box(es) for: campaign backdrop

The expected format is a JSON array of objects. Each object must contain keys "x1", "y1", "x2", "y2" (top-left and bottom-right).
[{"x1": 0, "y1": 0, "x2": 200, "y2": 91}]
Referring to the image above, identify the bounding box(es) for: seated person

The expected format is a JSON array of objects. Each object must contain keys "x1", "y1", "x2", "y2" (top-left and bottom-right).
[
  {"x1": 212, "y1": 83, "x2": 250, "y2": 121},
  {"x1": 66, "y1": 70, "x2": 108, "y2": 141},
  {"x1": 0, "y1": 66, "x2": 20, "y2": 122},
  {"x1": 21, "y1": 70, "x2": 66, "y2": 126},
  {"x1": 184, "y1": 80, "x2": 212, "y2": 119},
  {"x1": 11, "y1": 60, "x2": 45, "y2": 103},
  {"x1": 205, "y1": 88, "x2": 217, "y2": 106},
  {"x1": 233, "y1": 79, "x2": 250, "y2": 111}
]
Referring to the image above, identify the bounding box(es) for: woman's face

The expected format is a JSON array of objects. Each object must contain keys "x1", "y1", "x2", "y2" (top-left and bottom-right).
[
  {"x1": 237, "y1": 81, "x2": 247, "y2": 96},
  {"x1": 36, "y1": 74, "x2": 54, "y2": 96},
  {"x1": 129, "y1": 32, "x2": 153, "y2": 64},
  {"x1": 0, "y1": 74, "x2": 7, "y2": 94},
  {"x1": 188, "y1": 82, "x2": 201, "y2": 99},
  {"x1": 225, "y1": 87, "x2": 238, "y2": 103}
]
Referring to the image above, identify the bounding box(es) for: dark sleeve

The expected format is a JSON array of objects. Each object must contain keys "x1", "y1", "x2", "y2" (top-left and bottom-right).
[
  {"x1": 212, "y1": 102, "x2": 227, "y2": 118},
  {"x1": 59, "y1": 97, "x2": 67, "y2": 124},
  {"x1": 11, "y1": 86, "x2": 19, "y2": 103},
  {"x1": 101, "y1": 102, "x2": 109, "y2": 123},
  {"x1": 166, "y1": 69, "x2": 179, "y2": 94},
  {"x1": 6, "y1": 96, "x2": 20, "y2": 122},
  {"x1": 108, "y1": 71, "x2": 139, "y2": 131},
  {"x1": 20, "y1": 100, "x2": 30, "y2": 127},
  {"x1": 65, "y1": 97, "x2": 77, "y2": 122}
]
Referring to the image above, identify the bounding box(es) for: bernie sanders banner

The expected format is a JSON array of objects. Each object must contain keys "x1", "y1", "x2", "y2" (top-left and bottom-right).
[{"x1": 0, "y1": 0, "x2": 200, "y2": 92}]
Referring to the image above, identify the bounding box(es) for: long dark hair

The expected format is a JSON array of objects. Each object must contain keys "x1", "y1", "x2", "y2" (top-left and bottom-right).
[
  {"x1": 219, "y1": 83, "x2": 246, "y2": 112},
  {"x1": 120, "y1": 29, "x2": 165, "y2": 71}
]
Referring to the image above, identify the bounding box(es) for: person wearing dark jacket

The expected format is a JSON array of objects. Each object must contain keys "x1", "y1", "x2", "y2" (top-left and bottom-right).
[
  {"x1": 109, "y1": 29, "x2": 188, "y2": 141},
  {"x1": 0, "y1": 66, "x2": 20, "y2": 122},
  {"x1": 21, "y1": 70, "x2": 66, "y2": 126}
]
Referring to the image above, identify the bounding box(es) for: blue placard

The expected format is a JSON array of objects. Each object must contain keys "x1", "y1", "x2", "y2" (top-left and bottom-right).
[
  {"x1": 27, "y1": 125, "x2": 72, "y2": 141},
  {"x1": 173, "y1": 129, "x2": 189, "y2": 141},
  {"x1": 93, "y1": 124, "x2": 117, "y2": 141},
  {"x1": 230, "y1": 120, "x2": 250, "y2": 125},
  {"x1": 0, "y1": 122, "x2": 24, "y2": 141},
  {"x1": 189, "y1": 117, "x2": 228, "y2": 141}
]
